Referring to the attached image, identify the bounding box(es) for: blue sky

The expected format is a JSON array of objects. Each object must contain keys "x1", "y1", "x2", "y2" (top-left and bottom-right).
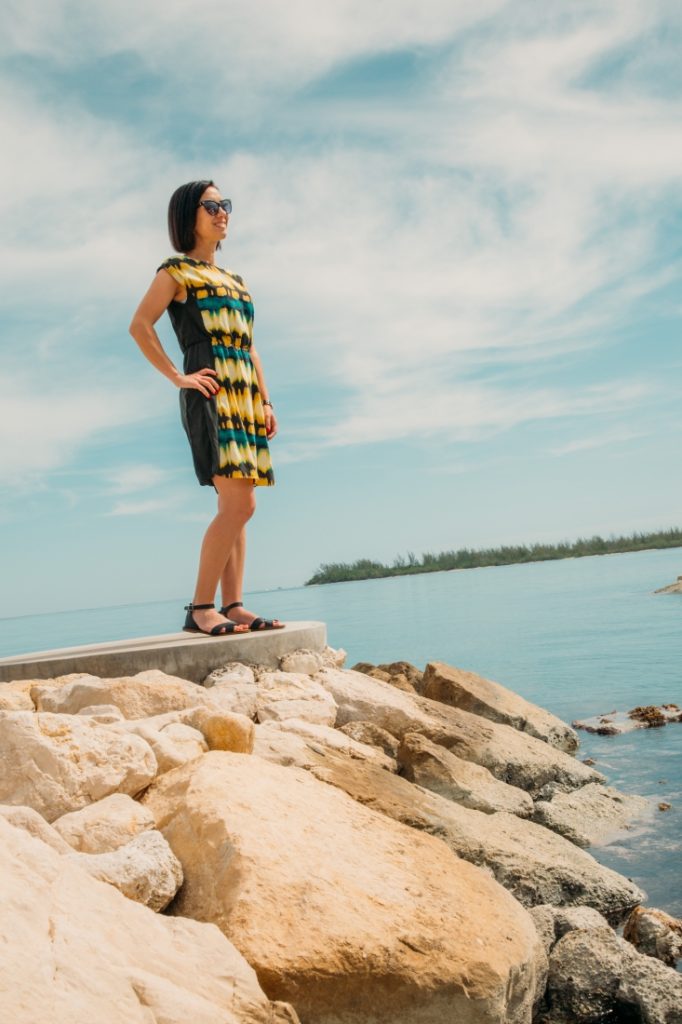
[{"x1": 1, "y1": 0, "x2": 680, "y2": 617}]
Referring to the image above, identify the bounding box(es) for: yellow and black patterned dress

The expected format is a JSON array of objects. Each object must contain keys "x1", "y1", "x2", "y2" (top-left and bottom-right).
[{"x1": 158, "y1": 256, "x2": 274, "y2": 488}]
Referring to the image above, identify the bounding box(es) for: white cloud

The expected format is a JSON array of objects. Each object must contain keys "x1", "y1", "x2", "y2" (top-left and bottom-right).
[
  {"x1": 105, "y1": 498, "x2": 171, "y2": 517},
  {"x1": 107, "y1": 465, "x2": 172, "y2": 494},
  {"x1": 0, "y1": 0, "x2": 679, "y2": 482}
]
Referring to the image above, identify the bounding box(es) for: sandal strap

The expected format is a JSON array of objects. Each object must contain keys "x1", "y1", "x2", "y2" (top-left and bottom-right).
[
  {"x1": 185, "y1": 602, "x2": 214, "y2": 611},
  {"x1": 223, "y1": 601, "x2": 243, "y2": 613}
]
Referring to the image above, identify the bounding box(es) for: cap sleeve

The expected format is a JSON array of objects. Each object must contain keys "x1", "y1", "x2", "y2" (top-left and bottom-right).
[{"x1": 157, "y1": 257, "x2": 187, "y2": 287}]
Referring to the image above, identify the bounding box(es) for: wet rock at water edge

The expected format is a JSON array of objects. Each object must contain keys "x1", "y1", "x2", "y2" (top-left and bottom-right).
[
  {"x1": 572, "y1": 703, "x2": 682, "y2": 735},
  {"x1": 623, "y1": 906, "x2": 682, "y2": 967}
]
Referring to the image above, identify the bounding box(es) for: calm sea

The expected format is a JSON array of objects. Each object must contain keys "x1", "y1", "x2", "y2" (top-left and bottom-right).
[{"x1": 2, "y1": 547, "x2": 681, "y2": 918}]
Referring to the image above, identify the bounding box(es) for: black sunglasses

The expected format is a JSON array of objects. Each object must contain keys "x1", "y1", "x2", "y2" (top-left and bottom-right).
[{"x1": 198, "y1": 198, "x2": 232, "y2": 216}]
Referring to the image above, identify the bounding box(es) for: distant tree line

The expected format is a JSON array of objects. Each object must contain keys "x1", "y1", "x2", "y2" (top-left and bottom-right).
[{"x1": 305, "y1": 527, "x2": 682, "y2": 586}]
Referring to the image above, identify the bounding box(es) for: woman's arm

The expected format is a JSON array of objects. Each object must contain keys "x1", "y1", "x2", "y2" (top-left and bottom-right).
[
  {"x1": 129, "y1": 271, "x2": 219, "y2": 397},
  {"x1": 250, "y1": 343, "x2": 278, "y2": 439}
]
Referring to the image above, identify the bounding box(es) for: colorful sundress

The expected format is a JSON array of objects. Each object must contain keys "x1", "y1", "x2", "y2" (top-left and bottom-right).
[{"x1": 158, "y1": 256, "x2": 274, "y2": 488}]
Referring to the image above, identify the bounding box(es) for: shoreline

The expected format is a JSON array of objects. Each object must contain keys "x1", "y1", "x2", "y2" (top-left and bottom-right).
[{"x1": 306, "y1": 541, "x2": 682, "y2": 586}]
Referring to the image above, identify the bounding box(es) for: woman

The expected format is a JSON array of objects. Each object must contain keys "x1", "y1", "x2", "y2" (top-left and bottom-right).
[{"x1": 129, "y1": 180, "x2": 284, "y2": 636}]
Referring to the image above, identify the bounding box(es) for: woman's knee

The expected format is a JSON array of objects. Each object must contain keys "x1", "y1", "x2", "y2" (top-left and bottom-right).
[{"x1": 215, "y1": 478, "x2": 256, "y2": 522}]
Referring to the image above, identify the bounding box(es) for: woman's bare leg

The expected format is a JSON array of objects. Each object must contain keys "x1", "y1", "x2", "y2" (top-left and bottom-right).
[
  {"x1": 190, "y1": 478, "x2": 255, "y2": 633},
  {"x1": 220, "y1": 511, "x2": 283, "y2": 629},
  {"x1": 220, "y1": 526, "x2": 247, "y2": 612}
]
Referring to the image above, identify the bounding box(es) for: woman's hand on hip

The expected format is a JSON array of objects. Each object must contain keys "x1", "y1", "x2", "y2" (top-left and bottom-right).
[
  {"x1": 265, "y1": 406, "x2": 278, "y2": 440},
  {"x1": 177, "y1": 368, "x2": 220, "y2": 397}
]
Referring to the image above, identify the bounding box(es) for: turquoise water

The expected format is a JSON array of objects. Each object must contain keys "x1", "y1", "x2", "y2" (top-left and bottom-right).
[{"x1": 2, "y1": 547, "x2": 681, "y2": 916}]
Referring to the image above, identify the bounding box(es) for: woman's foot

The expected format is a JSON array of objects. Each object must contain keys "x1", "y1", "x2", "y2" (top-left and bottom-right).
[
  {"x1": 185, "y1": 603, "x2": 249, "y2": 635},
  {"x1": 220, "y1": 600, "x2": 285, "y2": 630}
]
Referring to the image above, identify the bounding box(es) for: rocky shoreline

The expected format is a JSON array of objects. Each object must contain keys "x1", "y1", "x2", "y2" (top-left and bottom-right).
[{"x1": 1, "y1": 648, "x2": 680, "y2": 1022}]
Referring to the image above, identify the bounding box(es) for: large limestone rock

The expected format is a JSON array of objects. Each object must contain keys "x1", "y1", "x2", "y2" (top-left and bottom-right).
[
  {"x1": 53, "y1": 793, "x2": 156, "y2": 853},
  {"x1": 315, "y1": 668, "x2": 603, "y2": 796},
  {"x1": 0, "y1": 804, "x2": 73, "y2": 854},
  {"x1": 532, "y1": 782, "x2": 652, "y2": 847},
  {"x1": 339, "y1": 720, "x2": 400, "y2": 759},
  {"x1": 0, "y1": 817, "x2": 299, "y2": 1024},
  {"x1": 0, "y1": 711, "x2": 157, "y2": 821},
  {"x1": 278, "y1": 649, "x2": 324, "y2": 674},
  {"x1": 296, "y1": 748, "x2": 643, "y2": 923},
  {"x1": 422, "y1": 662, "x2": 579, "y2": 753},
  {"x1": 255, "y1": 670, "x2": 337, "y2": 726},
  {"x1": 144, "y1": 752, "x2": 546, "y2": 1024},
  {"x1": 542, "y1": 925, "x2": 682, "y2": 1023},
  {"x1": 257, "y1": 719, "x2": 396, "y2": 771},
  {"x1": 115, "y1": 719, "x2": 208, "y2": 774},
  {"x1": 31, "y1": 669, "x2": 209, "y2": 719},
  {"x1": 0, "y1": 687, "x2": 34, "y2": 711},
  {"x1": 72, "y1": 829, "x2": 183, "y2": 912},
  {"x1": 398, "y1": 732, "x2": 533, "y2": 816}
]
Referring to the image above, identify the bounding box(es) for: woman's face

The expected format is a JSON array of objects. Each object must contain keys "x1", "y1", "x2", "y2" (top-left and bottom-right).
[{"x1": 194, "y1": 185, "x2": 230, "y2": 245}]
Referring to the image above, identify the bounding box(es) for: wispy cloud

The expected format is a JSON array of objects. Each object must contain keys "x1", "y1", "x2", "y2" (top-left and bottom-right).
[
  {"x1": 107, "y1": 465, "x2": 172, "y2": 495},
  {"x1": 105, "y1": 498, "x2": 171, "y2": 517},
  {"x1": 550, "y1": 428, "x2": 647, "y2": 457}
]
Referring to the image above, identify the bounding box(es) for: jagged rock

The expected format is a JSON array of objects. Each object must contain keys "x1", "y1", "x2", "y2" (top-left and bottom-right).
[
  {"x1": 0, "y1": 674, "x2": 95, "y2": 712},
  {"x1": 0, "y1": 817, "x2": 299, "y2": 1023},
  {"x1": 279, "y1": 649, "x2": 324, "y2": 674},
  {"x1": 320, "y1": 645, "x2": 346, "y2": 668},
  {"x1": 0, "y1": 804, "x2": 73, "y2": 853},
  {"x1": 529, "y1": 904, "x2": 613, "y2": 957},
  {"x1": 573, "y1": 704, "x2": 682, "y2": 735},
  {"x1": 252, "y1": 725, "x2": 320, "y2": 769},
  {"x1": 544, "y1": 925, "x2": 682, "y2": 1023},
  {"x1": 71, "y1": 829, "x2": 183, "y2": 912},
  {"x1": 143, "y1": 751, "x2": 546, "y2": 1024},
  {"x1": 53, "y1": 793, "x2": 156, "y2": 853},
  {"x1": 422, "y1": 662, "x2": 578, "y2": 753},
  {"x1": 339, "y1": 720, "x2": 400, "y2": 759},
  {"x1": 352, "y1": 661, "x2": 421, "y2": 693},
  {"x1": 202, "y1": 662, "x2": 256, "y2": 688},
  {"x1": 31, "y1": 669, "x2": 209, "y2": 719},
  {"x1": 297, "y1": 748, "x2": 643, "y2": 923},
  {"x1": 532, "y1": 782, "x2": 652, "y2": 846},
  {"x1": 315, "y1": 668, "x2": 603, "y2": 796},
  {"x1": 255, "y1": 671, "x2": 337, "y2": 726},
  {"x1": 255, "y1": 719, "x2": 396, "y2": 771},
  {"x1": 623, "y1": 906, "x2": 682, "y2": 966},
  {"x1": 0, "y1": 711, "x2": 157, "y2": 821},
  {"x1": 398, "y1": 732, "x2": 534, "y2": 816},
  {"x1": 114, "y1": 720, "x2": 207, "y2": 774}
]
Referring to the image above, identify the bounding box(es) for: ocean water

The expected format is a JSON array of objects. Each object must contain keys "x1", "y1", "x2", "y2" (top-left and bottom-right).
[{"x1": 1, "y1": 546, "x2": 681, "y2": 918}]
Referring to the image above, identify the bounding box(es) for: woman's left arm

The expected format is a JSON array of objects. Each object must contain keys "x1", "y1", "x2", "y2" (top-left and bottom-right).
[{"x1": 251, "y1": 344, "x2": 277, "y2": 440}]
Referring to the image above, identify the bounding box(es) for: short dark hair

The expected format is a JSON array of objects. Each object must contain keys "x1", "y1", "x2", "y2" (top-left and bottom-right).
[{"x1": 167, "y1": 180, "x2": 222, "y2": 253}]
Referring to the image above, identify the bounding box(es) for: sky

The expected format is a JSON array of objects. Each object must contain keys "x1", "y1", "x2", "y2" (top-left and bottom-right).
[{"x1": 1, "y1": 0, "x2": 680, "y2": 618}]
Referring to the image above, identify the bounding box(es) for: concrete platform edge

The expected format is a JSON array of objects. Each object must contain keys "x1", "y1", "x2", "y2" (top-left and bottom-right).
[{"x1": 0, "y1": 621, "x2": 327, "y2": 684}]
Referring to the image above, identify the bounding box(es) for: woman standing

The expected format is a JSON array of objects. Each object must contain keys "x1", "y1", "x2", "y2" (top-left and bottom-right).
[{"x1": 129, "y1": 180, "x2": 284, "y2": 636}]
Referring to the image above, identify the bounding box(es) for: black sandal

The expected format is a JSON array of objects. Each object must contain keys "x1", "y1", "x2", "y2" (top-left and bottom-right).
[
  {"x1": 220, "y1": 600, "x2": 285, "y2": 631},
  {"x1": 183, "y1": 602, "x2": 246, "y2": 636}
]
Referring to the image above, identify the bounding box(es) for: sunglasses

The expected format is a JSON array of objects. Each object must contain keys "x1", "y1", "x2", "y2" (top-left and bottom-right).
[{"x1": 198, "y1": 198, "x2": 232, "y2": 216}]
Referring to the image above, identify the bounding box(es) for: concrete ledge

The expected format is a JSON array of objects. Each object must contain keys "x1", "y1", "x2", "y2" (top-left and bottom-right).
[{"x1": 0, "y1": 621, "x2": 327, "y2": 684}]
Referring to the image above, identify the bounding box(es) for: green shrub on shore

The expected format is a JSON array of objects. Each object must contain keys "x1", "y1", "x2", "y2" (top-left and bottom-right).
[{"x1": 305, "y1": 528, "x2": 682, "y2": 585}]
